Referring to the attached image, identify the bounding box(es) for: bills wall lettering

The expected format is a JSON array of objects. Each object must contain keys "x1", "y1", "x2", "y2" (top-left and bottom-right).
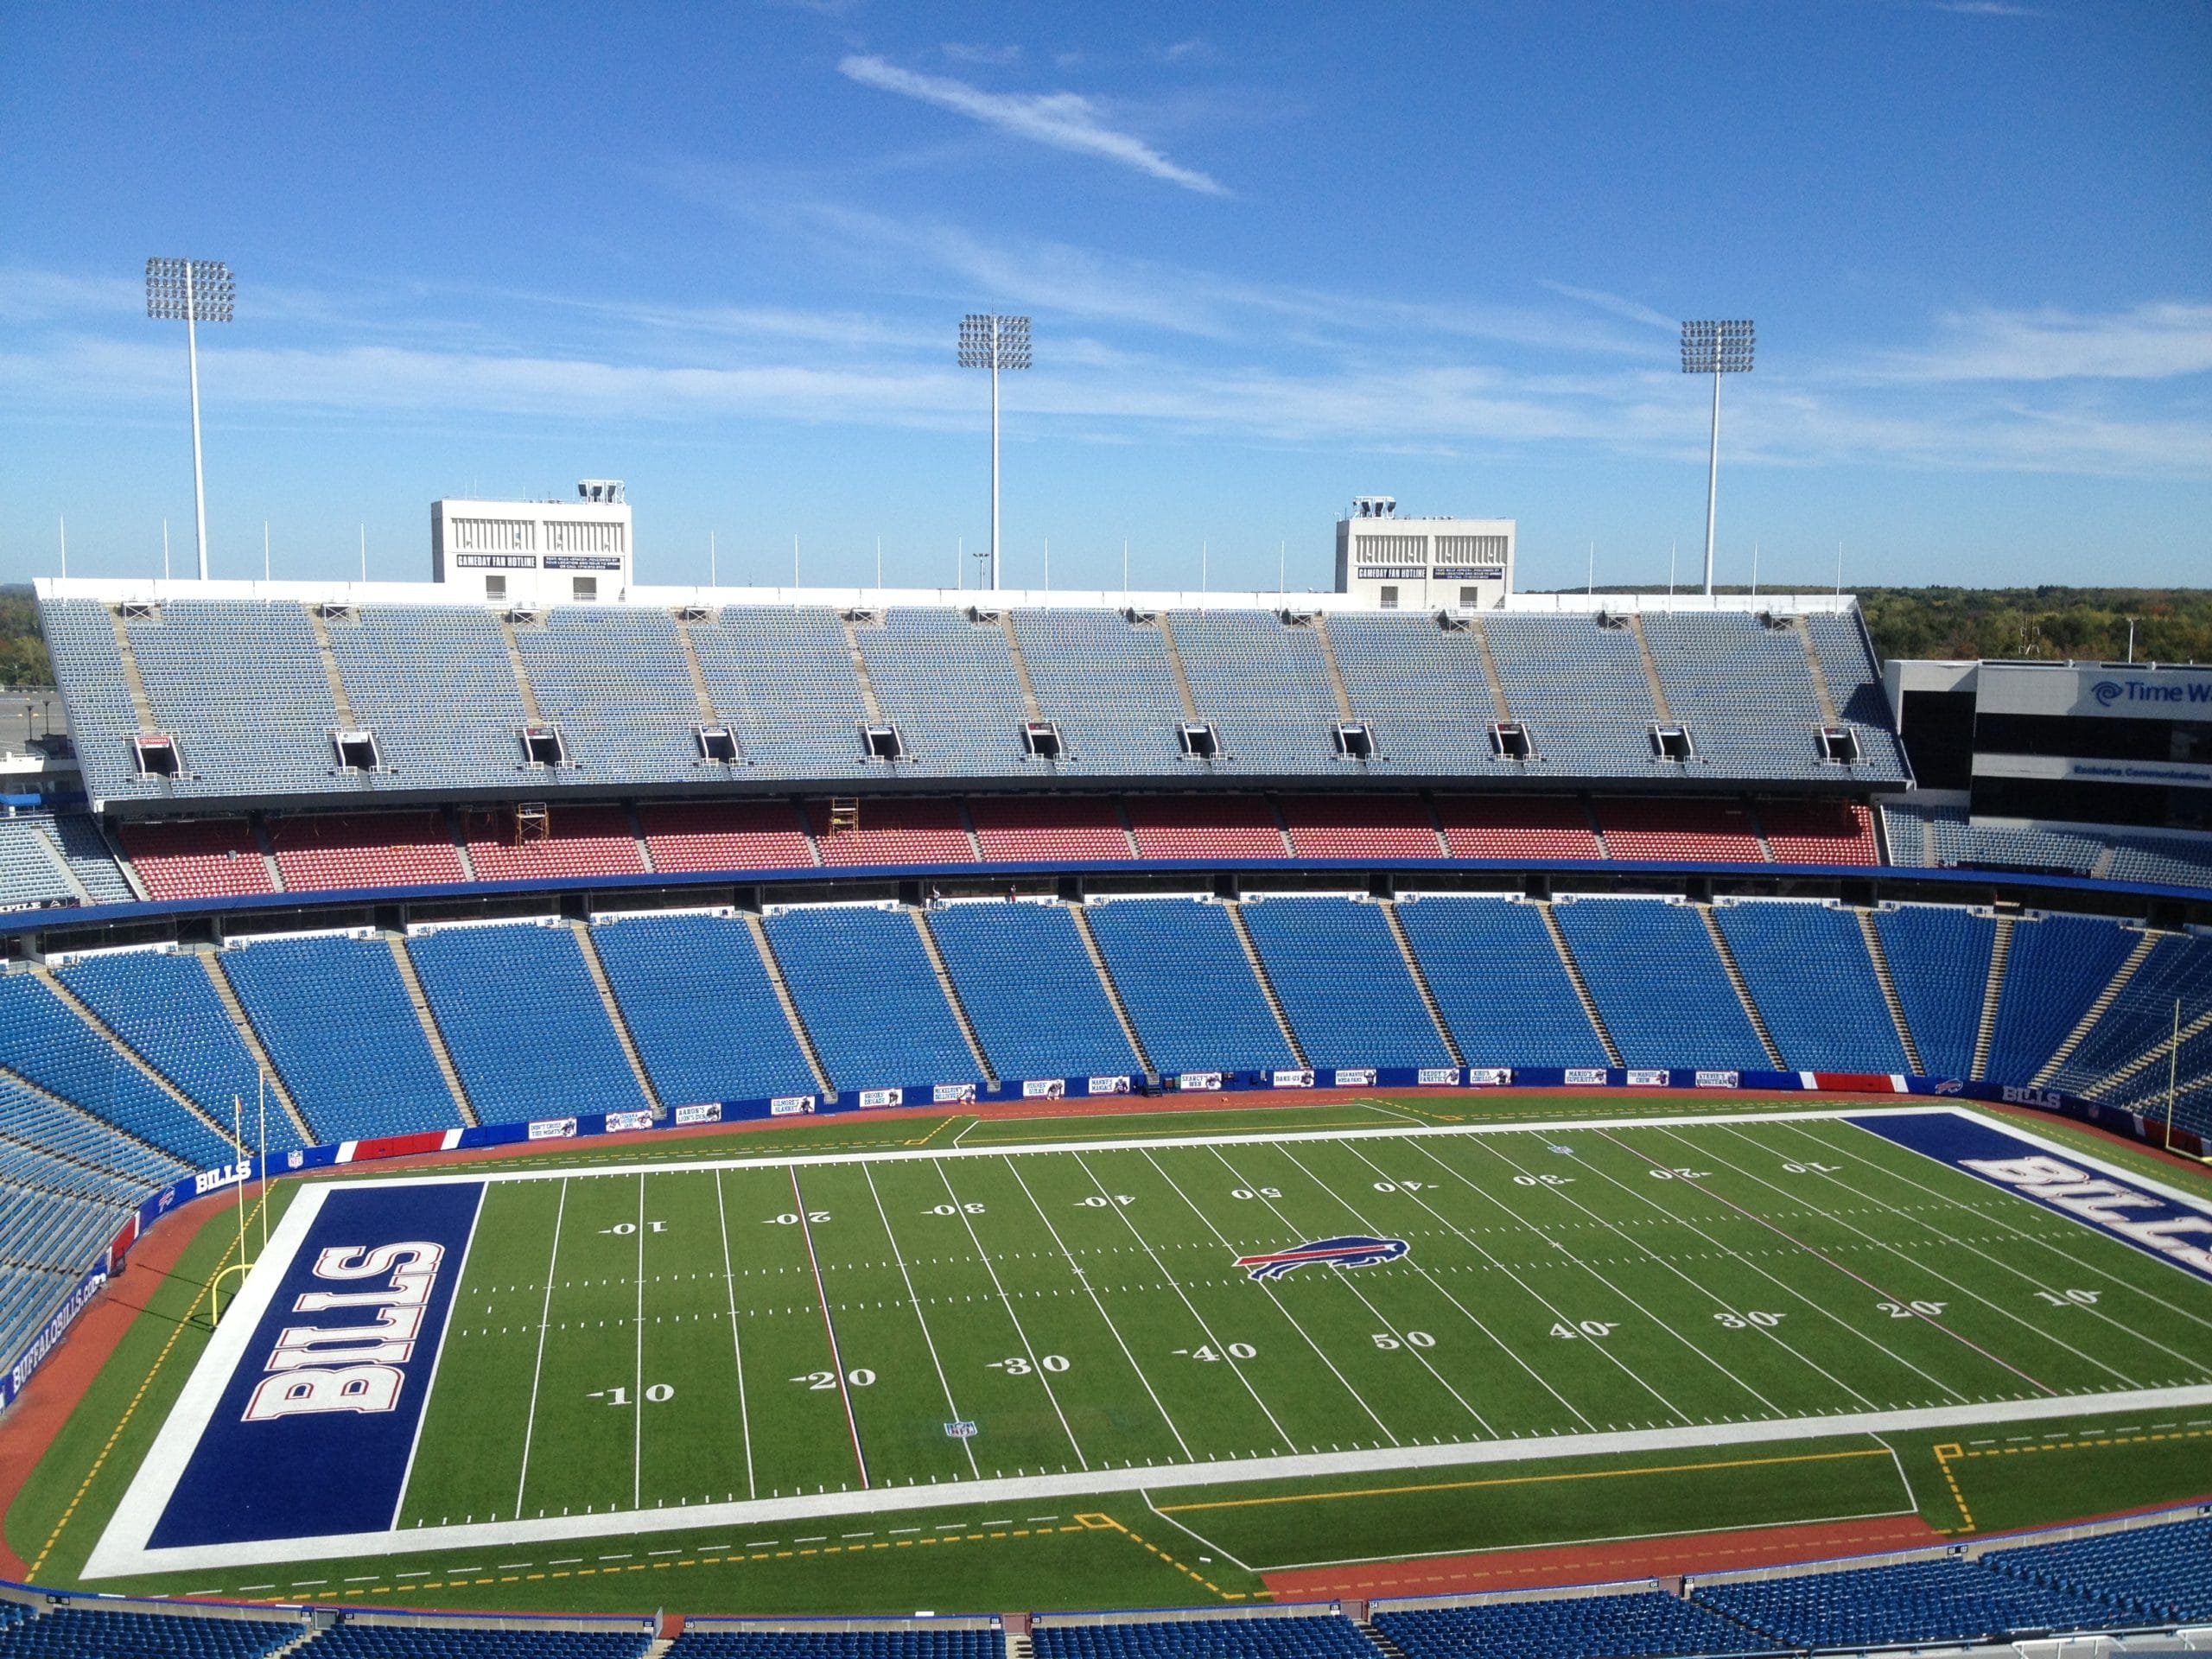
[{"x1": 243, "y1": 1242, "x2": 446, "y2": 1421}]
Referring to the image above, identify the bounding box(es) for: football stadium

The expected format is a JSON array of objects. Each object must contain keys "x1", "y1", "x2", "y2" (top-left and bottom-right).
[{"x1": 0, "y1": 525, "x2": 2209, "y2": 1651}]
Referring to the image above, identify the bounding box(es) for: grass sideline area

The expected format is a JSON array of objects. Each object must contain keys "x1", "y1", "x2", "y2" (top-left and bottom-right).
[{"x1": 10, "y1": 1091, "x2": 2211, "y2": 1616}]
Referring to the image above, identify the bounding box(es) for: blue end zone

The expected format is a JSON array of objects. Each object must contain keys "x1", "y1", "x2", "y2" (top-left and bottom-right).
[
  {"x1": 149, "y1": 1181, "x2": 482, "y2": 1548},
  {"x1": 1849, "y1": 1111, "x2": 2212, "y2": 1287}
]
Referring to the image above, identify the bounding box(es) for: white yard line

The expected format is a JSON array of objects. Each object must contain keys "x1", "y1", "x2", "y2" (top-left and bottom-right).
[
  {"x1": 1138, "y1": 1147, "x2": 1403, "y2": 1447},
  {"x1": 512, "y1": 1177, "x2": 570, "y2": 1519},
  {"x1": 791, "y1": 1167, "x2": 870, "y2": 1491},
  {"x1": 632, "y1": 1173, "x2": 646, "y2": 1512},
  {"x1": 1003, "y1": 1156, "x2": 1193, "y2": 1461},
  {"x1": 89, "y1": 1382, "x2": 2212, "y2": 1580},
  {"x1": 711, "y1": 1170, "x2": 757, "y2": 1502},
  {"x1": 391, "y1": 1185, "x2": 485, "y2": 1530},
  {"x1": 859, "y1": 1164, "x2": 981, "y2": 1480},
  {"x1": 1205, "y1": 1143, "x2": 1494, "y2": 1438},
  {"x1": 932, "y1": 1159, "x2": 1088, "y2": 1471}
]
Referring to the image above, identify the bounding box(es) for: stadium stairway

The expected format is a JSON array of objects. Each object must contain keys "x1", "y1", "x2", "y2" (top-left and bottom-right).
[
  {"x1": 1535, "y1": 905, "x2": 1627, "y2": 1068},
  {"x1": 1068, "y1": 902, "x2": 1158, "y2": 1082},
  {"x1": 1854, "y1": 907, "x2": 1926, "y2": 1074},
  {"x1": 1382, "y1": 900, "x2": 1466, "y2": 1067},
  {"x1": 742, "y1": 911, "x2": 838, "y2": 1100},
  {"x1": 201, "y1": 951, "x2": 317, "y2": 1144},
  {"x1": 1971, "y1": 914, "x2": 2016, "y2": 1080},
  {"x1": 384, "y1": 934, "x2": 480, "y2": 1126},
  {"x1": 569, "y1": 919, "x2": 668, "y2": 1117},
  {"x1": 2032, "y1": 928, "x2": 2160, "y2": 1088},
  {"x1": 912, "y1": 908, "x2": 1001, "y2": 1088},
  {"x1": 1695, "y1": 906, "x2": 1789, "y2": 1070},
  {"x1": 1224, "y1": 902, "x2": 1312, "y2": 1068},
  {"x1": 29, "y1": 963, "x2": 243, "y2": 1152}
]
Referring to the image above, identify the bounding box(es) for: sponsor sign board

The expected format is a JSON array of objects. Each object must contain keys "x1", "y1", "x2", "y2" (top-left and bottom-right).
[
  {"x1": 1417, "y1": 1067, "x2": 1462, "y2": 1086},
  {"x1": 858, "y1": 1087, "x2": 904, "y2": 1109},
  {"x1": 1850, "y1": 1111, "x2": 2212, "y2": 1286},
  {"x1": 541, "y1": 555, "x2": 623, "y2": 571},
  {"x1": 769, "y1": 1096, "x2": 816, "y2": 1116},
  {"x1": 527, "y1": 1116, "x2": 577, "y2": 1141},
  {"x1": 1272, "y1": 1069, "x2": 1316, "y2": 1089},
  {"x1": 932, "y1": 1083, "x2": 978, "y2": 1104},
  {"x1": 1332, "y1": 1068, "x2": 1377, "y2": 1087},
  {"x1": 603, "y1": 1109, "x2": 653, "y2": 1134},
  {"x1": 3, "y1": 1262, "x2": 107, "y2": 1409},
  {"x1": 1626, "y1": 1069, "x2": 1669, "y2": 1087},
  {"x1": 194, "y1": 1161, "x2": 251, "y2": 1197},
  {"x1": 672, "y1": 1103, "x2": 722, "y2": 1127},
  {"x1": 1022, "y1": 1078, "x2": 1067, "y2": 1100},
  {"x1": 1565, "y1": 1068, "x2": 1608, "y2": 1086},
  {"x1": 1465, "y1": 1067, "x2": 1513, "y2": 1086},
  {"x1": 452, "y1": 553, "x2": 536, "y2": 569},
  {"x1": 1178, "y1": 1071, "x2": 1224, "y2": 1092},
  {"x1": 1694, "y1": 1071, "x2": 1741, "y2": 1090},
  {"x1": 1085, "y1": 1075, "x2": 1133, "y2": 1096}
]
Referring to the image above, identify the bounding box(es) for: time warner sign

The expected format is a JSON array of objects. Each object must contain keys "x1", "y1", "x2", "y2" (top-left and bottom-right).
[{"x1": 1980, "y1": 663, "x2": 2212, "y2": 721}]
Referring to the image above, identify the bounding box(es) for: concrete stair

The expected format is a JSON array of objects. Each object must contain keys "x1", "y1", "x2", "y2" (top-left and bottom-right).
[
  {"x1": 1855, "y1": 908, "x2": 1925, "y2": 1075},
  {"x1": 1970, "y1": 915, "x2": 2015, "y2": 1082},
  {"x1": 1383, "y1": 900, "x2": 1465, "y2": 1067},
  {"x1": 1225, "y1": 903, "x2": 1311, "y2": 1069},
  {"x1": 385, "y1": 935, "x2": 480, "y2": 1126},
  {"x1": 570, "y1": 919, "x2": 666, "y2": 1117},
  {"x1": 745, "y1": 912, "x2": 836, "y2": 1100},
  {"x1": 1538, "y1": 904, "x2": 1625, "y2": 1068},
  {"x1": 912, "y1": 908, "x2": 1000, "y2": 1088},
  {"x1": 1070, "y1": 903, "x2": 1156, "y2": 1083},
  {"x1": 1699, "y1": 906, "x2": 1789, "y2": 1071},
  {"x1": 200, "y1": 950, "x2": 316, "y2": 1144}
]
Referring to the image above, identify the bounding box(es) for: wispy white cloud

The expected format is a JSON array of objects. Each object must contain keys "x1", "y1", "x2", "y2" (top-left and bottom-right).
[
  {"x1": 1929, "y1": 2, "x2": 2050, "y2": 16},
  {"x1": 836, "y1": 55, "x2": 1227, "y2": 195},
  {"x1": 1850, "y1": 302, "x2": 2212, "y2": 382},
  {"x1": 1537, "y1": 281, "x2": 1678, "y2": 334},
  {"x1": 940, "y1": 42, "x2": 1021, "y2": 67}
]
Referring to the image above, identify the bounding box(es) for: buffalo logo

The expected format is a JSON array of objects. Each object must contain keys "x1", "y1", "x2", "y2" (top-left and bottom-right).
[
  {"x1": 1933, "y1": 1077, "x2": 1966, "y2": 1096},
  {"x1": 2093, "y1": 679, "x2": 2125, "y2": 707},
  {"x1": 1235, "y1": 1235, "x2": 1408, "y2": 1281}
]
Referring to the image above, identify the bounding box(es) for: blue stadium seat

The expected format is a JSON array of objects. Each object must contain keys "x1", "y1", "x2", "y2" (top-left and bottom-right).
[
  {"x1": 1986, "y1": 915, "x2": 2141, "y2": 1084},
  {"x1": 1692, "y1": 1554, "x2": 2110, "y2": 1646},
  {"x1": 925, "y1": 901, "x2": 1143, "y2": 1081},
  {"x1": 1982, "y1": 1512, "x2": 2212, "y2": 1623},
  {"x1": 1034, "y1": 1613, "x2": 1379, "y2": 1659},
  {"x1": 1872, "y1": 904, "x2": 1993, "y2": 1080},
  {"x1": 1238, "y1": 896, "x2": 1451, "y2": 1069},
  {"x1": 590, "y1": 912, "x2": 820, "y2": 1105},
  {"x1": 1082, "y1": 898, "x2": 1294, "y2": 1076},
  {"x1": 763, "y1": 905, "x2": 979, "y2": 1090},
  {"x1": 1713, "y1": 900, "x2": 1908, "y2": 1072},
  {"x1": 1394, "y1": 896, "x2": 1610, "y2": 1068},
  {"x1": 1376, "y1": 1588, "x2": 1781, "y2": 1659},
  {"x1": 1552, "y1": 898, "x2": 1769, "y2": 1071}
]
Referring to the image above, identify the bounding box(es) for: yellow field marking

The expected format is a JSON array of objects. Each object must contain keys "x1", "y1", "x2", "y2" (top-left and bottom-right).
[
  {"x1": 1077, "y1": 1511, "x2": 1251, "y2": 1602},
  {"x1": 907, "y1": 1115, "x2": 966, "y2": 1148},
  {"x1": 1932, "y1": 1423, "x2": 2212, "y2": 1536},
  {"x1": 27, "y1": 1191, "x2": 270, "y2": 1579},
  {"x1": 1157, "y1": 1446, "x2": 1894, "y2": 1516}
]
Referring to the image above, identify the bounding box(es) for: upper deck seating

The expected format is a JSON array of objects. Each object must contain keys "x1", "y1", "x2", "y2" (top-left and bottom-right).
[
  {"x1": 1169, "y1": 610, "x2": 1350, "y2": 775},
  {"x1": 1713, "y1": 900, "x2": 1909, "y2": 1072},
  {"x1": 1124, "y1": 795, "x2": 1285, "y2": 859},
  {"x1": 689, "y1": 607, "x2": 874, "y2": 780},
  {"x1": 1758, "y1": 798, "x2": 1879, "y2": 865},
  {"x1": 1643, "y1": 612, "x2": 1832, "y2": 776},
  {"x1": 219, "y1": 934, "x2": 462, "y2": 1139},
  {"x1": 856, "y1": 609, "x2": 1032, "y2": 774},
  {"x1": 808, "y1": 798, "x2": 975, "y2": 866},
  {"x1": 638, "y1": 801, "x2": 817, "y2": 873},
  {"x1": 1484, "y1": 614, "x2": 1668, "y2": 779},
  {"x1": 118, "y1": 818, "x2": 275, "y2": 900},
  {"x1": 1395, "y1": 895, "x2": 1612, "y2": 1068},
  {"x1": 1239, "y1": 897, "x2": 1451, "y2": 1069},
  {"x1": 1802, "y1": 611, "x2": 1912, "y2": 775},
  {"x1": 926, "y1": 901, "x2": 1143, "y2": 1081},
  {"x1": 1986, "y1": 915, "x2": 2141, "y2": 1084},
  {"x1": 268, "y1": 810, "x2": 466, "y2": 892},
  {"x1": 1325, "y1": 612, "x2": 1508, "y2": 777},
  {"x1": 966, "y1": 795, "x2": 1131, "y2": 861},
  {"x1": 1433, "y1": 794, "x2": 1601, "y2": 860},
  {"x1": 38, "y1": 597, "x2": 150, "y2": 805},
  {"x1": 1553, "y1": 897, "x2": 1770, "y2": 1071},
  {"x1": 406, "y1": 922, "x2": 650, "y2": 1122},
  {"x1": 56, "y1": 950, "x2": 309, "y2": 1150},
  {"x1": 1277, "y1": 794, "x2": 1440, "y2": 858},
  {"x1": 325, "y1": 605, "x2": 536, "y2": 791},
  {"x1": 462, "y1": 803, "x2": 646, "y2": 882},
  {"x1": 516, "y1": 607, "x2": 709, "y2": 785},
  {"x1": 762, "y1": 906, "x2": 979, "y2": 1090},
  {"x1": 1595, "y1": 797, "x2": 1767, "y2": 861},
  {"x1": 1083, "y1": 898, "x2": 1295, "y2": 1076},
  {"x1": 589, "y1": 912, "x2": 820, "y2": 1107},
  {"x1": 1009, "y1": 609, "x2": 1197, "y2": 775}
]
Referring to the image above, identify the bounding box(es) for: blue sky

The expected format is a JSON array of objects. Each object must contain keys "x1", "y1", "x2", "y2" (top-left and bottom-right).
[{"x1": 3, "y1": 1, "x2": 2208, "y2": 595}]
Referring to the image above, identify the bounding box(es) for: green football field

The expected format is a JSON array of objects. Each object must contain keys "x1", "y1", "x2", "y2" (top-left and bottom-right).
[{"x1": 41, "y1": 1099, "x2": 2212, "y2": 1611}]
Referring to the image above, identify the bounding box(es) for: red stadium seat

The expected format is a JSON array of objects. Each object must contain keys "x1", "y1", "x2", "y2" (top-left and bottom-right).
[
  {"x1": 968, "y1": 796, "x2": 1132, "y2": 861},
  {"x1": 1760, "y1": 798, "x2": 1880, "y2": 866},
  {"x1": 461, "y1": 804, "x2": 648, "y2": 880},
  {"x1": 1596, "y1": 797, "x2": 1769, "y2": 861},
  {"x1": 639, "y1": 801, "x2": 817, "y2": 873},
  {"x1": 1433, "y1": 795, "x2": 1603, "y2": 860},
  {"x1": 1124, "y1": 795, "x2": 1287, "y2": 859},
  {"x1": 268, "y1": 811, "x2": 466, "y2": 892},
  {"x1": 807, "y1": 798, "x2": 976, "y2": 866},
  {"x1": 1278, "y1": 794, "x2": 1441, "y2": 858},
  {"x1": 118, "y1": 819, "x2": 276, "y2": 900}
]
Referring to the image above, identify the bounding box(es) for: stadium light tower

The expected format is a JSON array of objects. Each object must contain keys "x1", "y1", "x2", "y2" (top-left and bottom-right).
[
  {"x1": 1681, "y1": 318, "x2": 1752, "y2": 596},
  {"x1": 958, "y1": 314, "x2": 1031, "y2": 589},
  {"x1": 147, "y1": 257, "x2": 235, "y2": 581}
]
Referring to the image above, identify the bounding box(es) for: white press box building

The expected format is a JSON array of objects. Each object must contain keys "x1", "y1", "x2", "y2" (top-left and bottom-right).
[
  {"x1": 1333, "y1": 496, "x2": 1516, "y2": 610},
  {"x1": 431, "y1": 480, "x2": 633, "y2": 607}
]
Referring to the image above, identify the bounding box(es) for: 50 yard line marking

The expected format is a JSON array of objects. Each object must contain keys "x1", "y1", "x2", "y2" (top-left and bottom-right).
[
  {"x1": 512, "y1": 1178, "x2": 569, "y2": 1521},
  {"x1": 791, "y1": 1166, "x2": 869, "y2": 1490}
]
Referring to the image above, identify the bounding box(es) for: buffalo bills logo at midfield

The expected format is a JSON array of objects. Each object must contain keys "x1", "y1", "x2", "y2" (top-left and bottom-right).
[{"x1": 1234, "y1": 1235, "x2": 1408, "y2": 1281}]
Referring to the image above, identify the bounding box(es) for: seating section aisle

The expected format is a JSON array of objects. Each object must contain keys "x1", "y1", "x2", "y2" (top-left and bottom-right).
[
  {"x1": 763, "y1": 906, "x2": 979, "y2": 1090},
  {"x1": 1484, "y1": 615, "x2": 1665, "y2": 779},
  {"x1": 1376, "y1": 1589, "x2": 1777, "y2": 1659},
  {"x1": 589, "y1": 912, "x2": 821, "y2": 1107},
  {"x1": 269, "y1": 810, "x2": 466, "y2": 892},
  {"x1": 1595, "y1": 798, "x2": 1766, "y2": 862},
  {"x1": 1554, "y1": 899, "x2": 1770, "y2": 1071},
  {"x1": 1124, "y1": 795, "x2": 1285, "y2": 859},
  {"x1": 118, "y1": 819, "x2": 275, "y2": 900},
  {"x1": 1713, "y1": 901, "x2": 1909, "y2": 1073},
  {"x1": 639, "y1": 802, "x2": 817, "y2": 874},
  {"x1": 1872, "y1": 905, "x2": 1993, "y2": 1081},
  {"x1": 122, "y1": 600, "x2": 346, "y2": 797},
  {"x1": 967, "y1": 796, "x2": 1131, "y2": 861},
  {"x1": 220, "y1": 935, "x2": 461, "y2": 1139},
  {"x1": 56, "y1": 950, "x2": 308, "y2": 1151},
  {"x1": 463, "y1": 804, "x2": 646, "y2": 881},
  {"x1": 1986, "y1": 915, "x2": 2142, "y2": 1085},
  {"x1": 1277, "y1": 794, "x2": 1440, "y2": 859},
  {"x1": 406, "y1": 923, "x2": 650, "y2": 1123},
  {"x1": 1239, "y1": 897, "x2": 1451, "y2": 1070},
  {"x1": 1691, "y1": 1556, "x2": 2108, "y2": 1648},
  {"x1": 926, "y1": 902, "x2": 1141, "y2": 1082},
  {"x1": 1033, "y1": 1614, "x2": 1377, "y2": 1659},
  {"x1": 1395, "y1": 897, "x2": 1610, "y2": 1068},
  {"x1": 1803, "y1": 611, "x2": 1913, "y2": 776},
  {"x1": 0, "y1": 974, "x2": 234, "y2": 1167},
  {"x1": 809, "y1": 798, "x2": 975, "y2": 867},
  {"x1": 1084, "y1": 899, "x2": 1295, "y2": 1077},
  {"x1": 1757, "y1": 798, "x2": 1879, "y2": 865},
  {"x1": 1433, "y1": 796, "x2": 1601, "y2": 860}
]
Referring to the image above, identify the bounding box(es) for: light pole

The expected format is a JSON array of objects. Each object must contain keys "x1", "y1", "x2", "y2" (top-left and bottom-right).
[
  {"x1": 1681, "y1": 318, "x2": 1753, "y2": 596},
  {"x1": 957, "y1": 314, "x2": 1031, "y2": 589},
  {"x1": 147, "y1": 257, "x2": 234, "y2": 581}
]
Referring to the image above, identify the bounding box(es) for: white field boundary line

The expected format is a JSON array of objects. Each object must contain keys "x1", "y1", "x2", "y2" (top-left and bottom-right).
[
  {"x1": 83, "y1": 1382, "x2": 2212, "y2": 1580},
  {"x1": 302, "y1": 1105, "x2": 2136, "y2": 1192}
]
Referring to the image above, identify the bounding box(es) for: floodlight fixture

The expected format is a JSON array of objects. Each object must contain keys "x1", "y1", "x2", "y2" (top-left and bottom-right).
[
  {"x1": 147, "y1": 257, "x2": 235, "y2": 581},
  {"x1": 1681, "y1": 318, "x2": 1753, "y2": 596},
  {"x1": 958, "y1": 314, "x2": 1032, "y2": 589}
]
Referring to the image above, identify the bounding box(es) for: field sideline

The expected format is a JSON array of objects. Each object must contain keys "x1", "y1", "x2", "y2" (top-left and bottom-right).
[{"x1": 77, "y1": 1101, "x2": 2212, "y2": 1593}]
